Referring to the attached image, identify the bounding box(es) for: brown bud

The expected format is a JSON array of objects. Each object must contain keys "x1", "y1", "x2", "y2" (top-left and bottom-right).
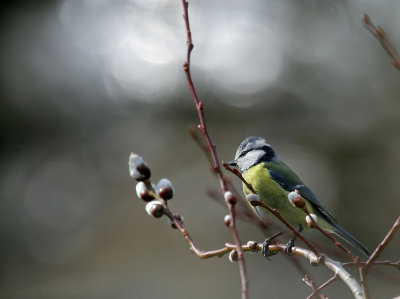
[
  {"x1": 293, "y1": 196, "x2": 306, "y2": 209},
  {"x1": 247, "y1": 241, "x2": 258, "y2": 251},
  {"x1": 288, "y1": 191, "x2": 305, "y2": 208},
  {"x1": 224, "y1": 215, "x2": 232, "y2": 227},
  {"x1": 246, "y1": 194, "x2": 260, "y2": 206},
  {"x1": 145, "y1": 201, "x2": 164, "y2": 218},
  {"x1": 139, "y1": 189, "x2": 155, "y2": 202},
  {"x1": 229, "y1": 250, "x2": 238, "y2": 262},
  {"x1": 136, "y1": 182, "x2": 155, "y2": 202},
  {"x1": 129, "y1": 153, "x2": 151, "y2": 181},
  {"x1": 156, "y1": 178, "x2": 174, "y2": 200},
  {"x1": 306, "y1": 214, "x2": 318, "y2": 229},
  {"x1": 136, "y1": 163, "x2": 151, "y2": 181},
  {"x1": 224, "y1": 191, "x2": 237, "y2": 205}
]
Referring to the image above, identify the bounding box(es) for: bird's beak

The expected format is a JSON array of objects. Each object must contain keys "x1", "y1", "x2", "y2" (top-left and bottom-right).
[{"x1": 227, "y1": 160, "x2": 237, "y2": 167}]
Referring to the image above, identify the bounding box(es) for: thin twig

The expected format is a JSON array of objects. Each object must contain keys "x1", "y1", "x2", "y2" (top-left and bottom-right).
[
  {"x1": 363, "y1": 216, "x2": 400, "y2": 272},
  {"x1": 362, "y1": 14, "x2": 400, "y2": 70},
  {"x1": 360, "y1": 216, "x2": 400, "y2": 299},
  {"x1": 302, "y1": 274, "x2": 327, "y2": 299},
  {"x1": 307, "y1": 274, "x2": 338, "y2": 299},
  {"x1": 343, "y1": 260, "x2": 400, "y2": 270},
  {"x1": 179, "y1": 2, "x2": 248, "y2": 298},
  {"x1": 223, "y1": 162, "x2": 256, "y2": 194},
  {"x1": 161, "y1": 201, "x2": 230, "y2": 258}
]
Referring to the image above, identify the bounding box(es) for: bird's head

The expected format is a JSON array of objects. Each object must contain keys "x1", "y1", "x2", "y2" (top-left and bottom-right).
[{"x1": 227, "y1": 136, "x2": 279, "y2": 173}]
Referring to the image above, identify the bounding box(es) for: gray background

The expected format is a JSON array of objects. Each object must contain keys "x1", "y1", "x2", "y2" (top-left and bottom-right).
[{"x1": 1, "y1": 0, "x2": 399, "y2": 298}]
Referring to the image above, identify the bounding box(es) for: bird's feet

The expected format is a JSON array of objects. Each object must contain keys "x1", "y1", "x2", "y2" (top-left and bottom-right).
[
  {"x1": 261, "y1": 232, "x2": 282, "y2": 260},
  {"x1": 285, "y1": 239, "x2": 295, "y2": 255}
]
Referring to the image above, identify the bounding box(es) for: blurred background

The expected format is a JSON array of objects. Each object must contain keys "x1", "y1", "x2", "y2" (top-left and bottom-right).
[{"x1": 1, "y1": 0, "x2": 399, "y2": 298}]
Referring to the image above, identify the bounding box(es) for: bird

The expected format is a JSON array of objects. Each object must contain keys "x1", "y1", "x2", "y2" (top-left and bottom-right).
[{"x1": 227, "y1": 136, "x2": 370, "y2": 257}]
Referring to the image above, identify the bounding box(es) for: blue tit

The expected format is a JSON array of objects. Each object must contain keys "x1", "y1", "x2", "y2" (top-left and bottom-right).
[{"x1": 228, "y1": 136, "x2": 370, "y2": 257}]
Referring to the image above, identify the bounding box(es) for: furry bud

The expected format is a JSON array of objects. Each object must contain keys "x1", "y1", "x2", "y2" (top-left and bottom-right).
[
  {"x1": 247, "y1": 241, "x2": 258, "y2": 251},
  {"x1": 224, "y1": 215, "x2": 232, "y2": 227},
  {"x1": 229, "y1": 250, "x2": 238, "y2": 262},
  {"x1": 129, "y1": 153, "x2": 151, "y2": 181},
  {"x1": 136, "y1": 182, "x2": 155, "y2": 202},
  {"x1": 224, "y1": 191, "x2": 237, "y2": 205},
  {"x1": 288, "y1": 191, "x2": 305, "y2": 209},
  {"x1": 156, "y1": 178, "x2": 174, "y2": 200},
  {"x1": 145, "y1": 201, "x2": 164, "y2": 218},
  {"x1": 246, "y1": 194, "x2": 260, "y2": 206},
  {"x1": 306, "y1": 214, "x2": 318, "y2": 228}
]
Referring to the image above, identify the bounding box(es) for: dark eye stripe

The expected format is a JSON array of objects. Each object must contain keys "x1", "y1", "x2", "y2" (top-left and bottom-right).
[
  {"x1": 239, "y1": 145, "x2": 275, "y2": 160},
  {"x1": 239, "y1": 149, "x2": 251, "y2": 158}
]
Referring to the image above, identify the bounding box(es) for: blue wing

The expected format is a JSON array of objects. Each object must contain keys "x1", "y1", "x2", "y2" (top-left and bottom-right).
[
  {"x1": 268, "y1": 163, "x2": 370, "y2": 256},
  {"x1": 268, "y1": 167, "x2": 337, "y2": 224}
]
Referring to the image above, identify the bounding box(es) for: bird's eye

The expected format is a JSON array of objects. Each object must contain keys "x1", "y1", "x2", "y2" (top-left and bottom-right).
[{"x1": 239, "y1": 149, "x2": 250, "y2": 158}]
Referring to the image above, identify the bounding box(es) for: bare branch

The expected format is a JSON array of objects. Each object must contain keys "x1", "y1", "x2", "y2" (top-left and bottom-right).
[
  {"x1": 223, "y1": 162, "x2": 257, "y2": 194},
  {"x1": 231, "y1": 243, "x2": 363, "y2": 299},
  {"x1": 306, "y1": 275, "x2": 337, "y2": 299},
  {"x1": 302, "y1": 274, "x2": 327, "y2": 299},
  {"x1": 323, "y1": 256, "x2": 365, "y2": 299},
  {"x1": 362, "y1": 14, "x2": 400, "y2": 70},
  {"x1": 179, "y1": 1, "x2": 248, "y2": 297},
  {"x1": 364, "y1": 216, "x2": 400, "y2": 272},
  {"x1": 360, "y1": 216, "x2": 400, "y2": 298},
  {"x1": 343, "y1": 260, "x2": 400, "y2": 270}
]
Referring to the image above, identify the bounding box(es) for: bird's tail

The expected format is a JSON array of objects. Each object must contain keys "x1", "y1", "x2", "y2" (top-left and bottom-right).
[{"x1": 329, "y1": 222, "x2": 371, "y2": 257}]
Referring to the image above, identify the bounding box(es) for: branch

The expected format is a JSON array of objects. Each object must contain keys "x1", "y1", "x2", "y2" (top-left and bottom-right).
[
  {"x1": 193, "y1": 240, "x2": 364, "y2": 299},
  {"x1": 362, "y1": 14, "x2": 400, "y2": 70},
  {"x1": 159, "y1": 206, "x2": 365, "y2": 299},
  {"x1": 343, "y1": 260, "x2": 400, "y2": 270},
  {"x1": 322, "y1": 255, "x2": 365, "y2": 299},
  {"x1": 306, "y1": 274, "x2": 337, "y2": 299},
  {"x1": 359, "y1": 216, "x2": 400, "y2": 298},
  {"x1": 166, "y1": 204, "x2": 365, "y2": 298},
  {"x1": 179, "y1": 1, "x2": 248, "y2": 298},
  {"x1": 302, "y1": 274, "x2": 327, "y2": 299},
  {"x1": 364, "y1": 216, "x2": 400, "y2": 272}
]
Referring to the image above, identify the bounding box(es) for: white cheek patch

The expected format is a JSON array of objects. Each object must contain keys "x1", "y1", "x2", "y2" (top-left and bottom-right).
[
  {"x1": 245, "y1": 150, "x2": 264, "y2": 163},
  {"x1": 236, "y1": 149, "x2": 266, "y2": 172}
]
